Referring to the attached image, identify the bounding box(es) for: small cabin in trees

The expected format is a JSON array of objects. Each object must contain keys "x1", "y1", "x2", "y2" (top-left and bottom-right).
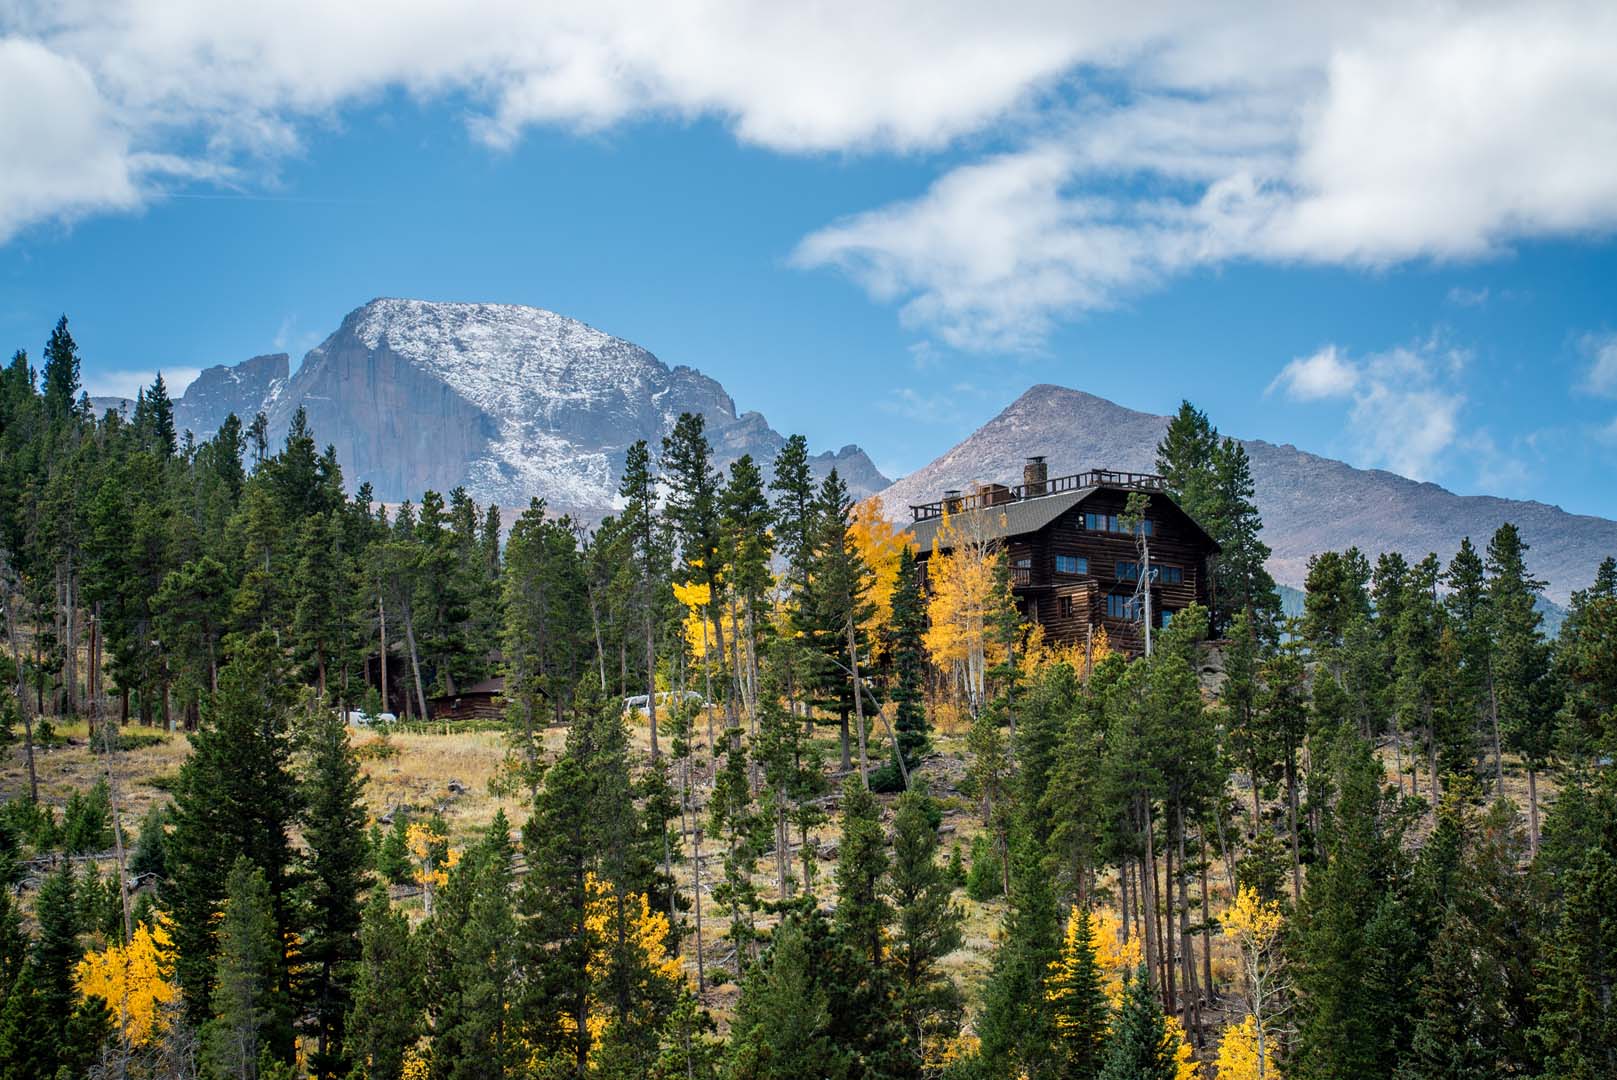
[
  {"x1": 426, "y1": 676, "x2": 506, "y2": 722},
  {"x1": 908, "y1": 459, "x2": 1219, "y2": 656}
]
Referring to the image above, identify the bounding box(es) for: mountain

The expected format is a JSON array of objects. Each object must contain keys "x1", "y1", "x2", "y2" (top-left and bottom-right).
[
  {"x1": 878, "y1": 385, "x2": 1617, "y2": 605},
  {"x1": 167, "y1": 298, "x2": 887, "y2": 514}
]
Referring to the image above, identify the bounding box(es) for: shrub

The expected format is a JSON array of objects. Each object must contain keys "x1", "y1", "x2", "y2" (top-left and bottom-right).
[{"x1": 965, "y1": 835, "x2": 1004, "y2": 901}]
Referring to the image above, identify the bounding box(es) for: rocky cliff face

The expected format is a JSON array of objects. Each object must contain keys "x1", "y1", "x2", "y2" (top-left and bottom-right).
[
  {"x1": 174, "y1": 298, "x2": 887, "y2": 514},
  {"x1": 174, "y1": 353, "x2": 288, "y2": 441},
  {"x1": 879, "y1": 384, "x2": 1617, "y2": 604}
]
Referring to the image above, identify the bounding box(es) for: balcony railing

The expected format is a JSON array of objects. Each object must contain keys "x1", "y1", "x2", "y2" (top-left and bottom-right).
[{"x1": 910, "y1": 469, "x2": 1168, "y2": 521}]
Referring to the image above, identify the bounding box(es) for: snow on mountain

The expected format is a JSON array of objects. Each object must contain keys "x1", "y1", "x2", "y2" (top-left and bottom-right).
[{"x1": 176, "y1": 298, "x2": 888, "y2": 514}]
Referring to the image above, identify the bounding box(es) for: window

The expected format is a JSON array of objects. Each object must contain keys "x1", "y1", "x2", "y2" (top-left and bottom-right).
[
  {"x1": 1118, "y1": 562, "x2": 1181, "y2": 584},
  {"x1": 1087, "y1": 512, "x2": 1151, "y2": 536},
  {"x1": 1055, "y1": 554, "x2": 1087, "y2": 576},
  {"x1": 1106, "y1": 593, "x2": 1137, "y2": 619},
  {"x1": 1059, "y1": 595, "x2": 1075, "y2": 618},
  {"x1": 1012, "y1": 555, "x2": 1031, "y2": 569},
  {"x1": 1160, "y1": 608, "x2": 1174, "y2": 628}
]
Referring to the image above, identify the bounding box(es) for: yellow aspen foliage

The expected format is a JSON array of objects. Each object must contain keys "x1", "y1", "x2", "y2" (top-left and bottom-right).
[
  {"x1": 1223, "y1": 885, "x2": 1284, "y2": 954},
  {"x1": 672, "y1": 577, "x2": 740, "y2": 666},
  {"x1": 1221, "y1": 886, "x2": 1287, "y2": 1079},
  {"x1": 923, "y1": 502, "x2": 1009, "y2": 708},
  {"x1": 1091, "y1": 909, "x2": 1143, "y2": 1007},
  {"x1": 401, "y1": 1046, "x2": 430, "y2": 1080},
  {"x1": 407, "y1": 821, "x2": 459, "y2": 914},
  {"x1": 559, "y1": 872, "x2": 686, "y2": 1061},
  {"x1": 849, "y1": 498, "x2": 914, "y2": 645},
  {"x1": 74, "y1": 917, "x2": 179, "y2": 1046},
  {"x1": 1020, "y1": 623, "x2": 1114, "y2": 681},
  {"x1": 1213, "y1": 1015, "x2": 1279, "y2": 1080},
  {"x1": 1162, "y1": 1014, "x2": 1201, "y2": 1080}
]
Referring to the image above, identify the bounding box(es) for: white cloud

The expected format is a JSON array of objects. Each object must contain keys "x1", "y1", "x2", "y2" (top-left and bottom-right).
[
  {"x1": 1446, "y1": 286, "x2": 1490, "y2": 308},
  {"x1": 3, "y1": 1, "x2": 1616, "y2": 346},
  {"x1": 84, "y1": 367, "x2": 201, "y2": 401},
  {"x1": 1579, "y1": 332, "x2": 1617, "y2": 397},
  {"x1": 1268, "y1": 345, "x2": 1359, "y2": 401},
  {"x1": 1268, "y1": 337, "x2": 1472, "y2": 481}
]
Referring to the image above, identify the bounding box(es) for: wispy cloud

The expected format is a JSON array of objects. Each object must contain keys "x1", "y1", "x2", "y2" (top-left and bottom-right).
[
  {"x1": 1445, "y1": 286, "x2": 1490, "y2": 308},
  {"x1": 878, "y1": 382, "x2": 989, "y2": 425},
  {"x1": 1578, "y1": 331, "x2": 1617, "y2": 397},
  {"x1": 1266, "y1": 336, "x2": 1473, "y2": 481},
  {"x1": 84, "y1": 367, "x2": 201, "y2": 401}
]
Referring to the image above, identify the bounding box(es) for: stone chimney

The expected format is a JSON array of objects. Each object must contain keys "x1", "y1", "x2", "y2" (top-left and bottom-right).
[{"x1": 1023, "y1": 456, "x2": 1048, "y2": 496}]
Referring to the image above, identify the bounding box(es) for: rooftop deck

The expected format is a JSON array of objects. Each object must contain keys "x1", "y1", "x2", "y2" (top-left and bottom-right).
[{"x1": 909, "y1": 469, "x2": 1169, "y2": 522}]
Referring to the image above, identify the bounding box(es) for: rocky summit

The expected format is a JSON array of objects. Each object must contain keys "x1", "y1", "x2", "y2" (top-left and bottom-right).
[{"x1": 164, "y1": 298, "x2": 888, "y2": 514}]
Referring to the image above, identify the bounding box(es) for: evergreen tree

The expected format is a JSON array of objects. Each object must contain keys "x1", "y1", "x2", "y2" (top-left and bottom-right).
[
  {"x1": 347, "y1": 893, "x2": 422, "y2": 1080},
  {"x1": 205, "y1": 856, "x2": 293, "y2": 1079},
  {"x1": 1291, "y1": 738, "x2": 1418, "y2": 1080},
  {"x1": 170, "y1": 634, "x2": 299, "y2": 1021},
  {"x1": 40, "y1": 315, "x2": 81, "y2": 423},
  {"x1": 975, "y1": 828, "x2": 1061, "y2": 1080},
  {"x1": 876, "y1": 547, "x2": 930, "y2": 791},
  {"x1": 726, "y1": 914, "x2": 849, "y2": 1080},
  {"x1": 1047, "y1": 907, "x2": 1109, "y2": 1080},
  {"x1": 1098, "y1": 965, "x2": 1177, "y2": 1080},
  {"x1": 299, "y1": 706, "x2": 373, "y2": 1078},
  {"x1": 887, "y1": 790, "x2": 964, "y2": 1070},
  {"x1": 1486, "y1": 523, "x2": 1555, "y2": 848}
]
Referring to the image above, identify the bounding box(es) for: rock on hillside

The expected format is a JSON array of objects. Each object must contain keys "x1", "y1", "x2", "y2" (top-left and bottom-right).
[
  {"x1": 879, "y1": 384, "x2": 1617, "y2": 604},
  {"x1": 168, "y1": 298, "x2": 886, "y2": 515}
]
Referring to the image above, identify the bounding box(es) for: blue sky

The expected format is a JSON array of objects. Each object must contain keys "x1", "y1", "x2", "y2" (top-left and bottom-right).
[{"x1": 3, "y1": 4, "x2": 1616, "y2": 517}]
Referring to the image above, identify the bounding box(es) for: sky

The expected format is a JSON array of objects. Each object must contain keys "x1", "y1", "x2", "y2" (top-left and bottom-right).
[{"x1": 3, "y1": 2, "x2": 1617, "y2": 518}]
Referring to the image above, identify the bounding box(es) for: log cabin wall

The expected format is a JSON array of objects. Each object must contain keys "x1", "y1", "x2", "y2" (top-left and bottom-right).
[{"x1": 919, "y1": 481, "x2": 1217, "y2": 657}]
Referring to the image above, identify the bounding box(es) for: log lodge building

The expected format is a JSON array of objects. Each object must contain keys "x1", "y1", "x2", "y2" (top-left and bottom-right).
[{"x1": 908, "y1": 458, "x2": 1219, "y2": 655}]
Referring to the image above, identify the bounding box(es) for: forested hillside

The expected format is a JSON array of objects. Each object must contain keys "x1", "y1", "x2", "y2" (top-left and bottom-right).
[{"x1": 1, "y1": 320, "x2": 1615, "y2": 1080}]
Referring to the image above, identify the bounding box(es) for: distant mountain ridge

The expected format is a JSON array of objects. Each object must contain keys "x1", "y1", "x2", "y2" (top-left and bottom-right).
[
  {"x1": 879, "y1": 384, "x2": 1617, "y2": 604},
  {"x1": 155, "y1": 298, "x2": 888, "y2": 514}
]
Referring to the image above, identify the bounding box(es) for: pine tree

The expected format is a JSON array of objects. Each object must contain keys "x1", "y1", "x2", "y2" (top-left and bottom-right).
[
  {"x1": 40, "y1": 315, "x2": 81, "y2": 423},
  {"x1": 169, "y1": 634, "x2": 299, "y2": 1022},
  {"x1": 1098, "y1": 965, "x2": 1176, "y2": 1080},
  {"x1": 347, "y1": 893, "x2": 422, "y2": 1080},
  {"x1": 1486, "y1": 523, "x2": 1554, "y2": 849},
  {"x1": 887, "y1": 790, "x2": 964, "y2": 1071},
  {"x1": 726, "y1": 914, "x2": 849, "y2": 1080},
  {"x1": 1291, "y1": 738, "x2": 1418, "y2": 1080},
  {"x1": 875, "y1": 547, "x2": 929, "y2": 792},
  {"x1": 976, "y1": 828, "x2": 1062, "y2": 1080},
  {"x1": 299, "y1": 705, "x2": 373, "y2": 1078},
  {"x1": 828, "y1": 779, "x2": 899, "y2": 1077},
  {"x1": 0, "y1": 861, "x2": 111, "y2": 1079},
  {"x1": 619, "y1": 439, "x2": 671, "y2": 759},
  {"x1": 1047, "y1": 907, "x2": 1109, "y2": 1080},
  {"x1": 205, "y1": 856, "x2": 293, "y2": 1080}
]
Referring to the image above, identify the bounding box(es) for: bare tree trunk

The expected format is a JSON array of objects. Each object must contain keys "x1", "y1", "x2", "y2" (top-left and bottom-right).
[
  {"x1": 1487, "y1": 672, "x2": 1505, "y2": 799},
  {"x1": 1140, "y1": 799, "x2": 1160, "y2": 996},
  {"x1": 4, "y1": 592, "x2": 39, "y2": 803},
  {"x1": 847, "y1": 617, "x2": 870, "y2": 789},
  {"x1": 1162, "y1": 821, "x2": 1177, "y2": 1012},
  {"x1": 401, "y1": 599, "x2": 429, "y2": 722},
  {"x1": 379, "y1": 595, "x2": 389, "y2": 715},
  {"x1": 1177, "y1": 809, "x2": 1199, "y2": 1040},
  {"x1": 1285, "y1": 750, "x2": 1302, "y2": 904},
  {"x1": 645, "y1": 615, "x2": 660, "y2": 760},
  {"x1": 692, "y1": 825, "x2": 707, "y2": 995},
  {"x1": 1527, "y1": 766, "x2": 1541, "y2": 855},
  {"x1": 1199, "y1": 825, "x2": 1215, "y2": 1002}
]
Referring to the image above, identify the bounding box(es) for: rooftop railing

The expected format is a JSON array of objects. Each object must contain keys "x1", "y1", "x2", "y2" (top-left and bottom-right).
[{"x1": 909, "y1": 469, "x2": 1168, "y2": 521}]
